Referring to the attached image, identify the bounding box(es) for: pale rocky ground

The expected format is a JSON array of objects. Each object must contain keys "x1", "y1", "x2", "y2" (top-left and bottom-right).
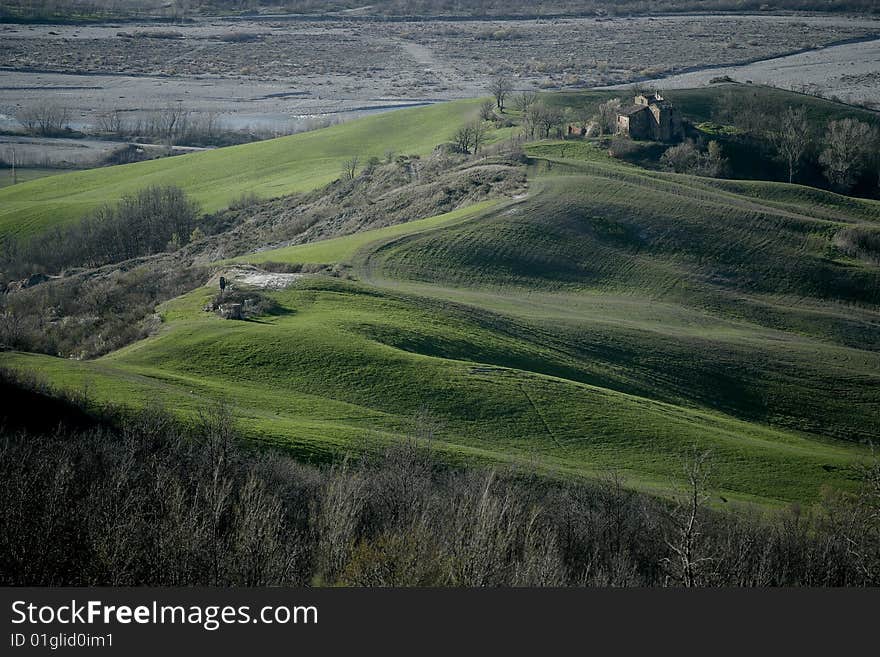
[
  {"x1": 210, "y1": 266, "x2": 304, "y2": 291},
  {"x1": 614, "y1": 36, "x2": 880, "y2": 107}
]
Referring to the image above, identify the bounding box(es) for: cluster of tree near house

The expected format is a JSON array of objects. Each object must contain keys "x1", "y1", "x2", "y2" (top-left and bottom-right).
[
  {"x1": 322, "y1": 77, "x2": 879, "y2": 203},
  {"x1": 467, "y1": 75, "x2": 880, "y2": 197},
  {"x1": 713, "y1": 90, "x2": 880, "y2": 193}
]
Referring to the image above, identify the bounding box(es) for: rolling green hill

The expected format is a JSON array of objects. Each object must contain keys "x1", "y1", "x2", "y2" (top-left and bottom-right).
[
  {"x1": 0, "y1": 99, "x2": 487, "y2": 241},
  {"x1": 4, "y1": 127, "x2": 879, "y2": 507}
]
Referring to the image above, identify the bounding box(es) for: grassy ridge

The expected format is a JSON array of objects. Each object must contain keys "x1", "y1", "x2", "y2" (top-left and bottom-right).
[
  {"x1": 5, "y1": 141, "x2": 878, "y2": 505},
  {"x1": 0, "y1": 168, "x2": 61, "y2": 189},
  {"x1": 234, "y1": 199, "x2": 503, "y2": 267},
  {"x1": 356, "y1": 144, "x2": 880, "y2": 439},
  {"x1": 0, "y1": 277, "x2": 865, "y2": 506},
  {"x1": 0, "y1": 100, "x2": 484, "y2": 240},
  {"x1": 3, "y1": 90, "x2": 879, "y2": 506}
]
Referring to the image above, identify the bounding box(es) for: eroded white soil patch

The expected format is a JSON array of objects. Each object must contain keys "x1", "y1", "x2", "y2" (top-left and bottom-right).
[{"x1": 210, "y1": 265, "x2": 304, "y2": 291}]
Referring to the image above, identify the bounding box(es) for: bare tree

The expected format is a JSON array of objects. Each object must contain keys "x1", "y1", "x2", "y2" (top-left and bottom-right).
[
  {"x1": 479, "y1": 100, "x2": 496, "y2": 122},
  {"x1": 713, "y1": 89, "x2": 767, "y2": 137},
  {"x1": 341, "y1": 155, "x2": 360, "y2": 181},
  {"x1": 453, "y1": 121, "x2": 486, "y2": 155},
  {"x1": 819, "y1": 118, "x2": 877, "y2": 191},
  {"x1": 96, "y1": 108, "x2": 127, "y2": 137},
  {"x1": 490, "y1": 75, "x2": 513, "y2": 113},
  {"x1": 512, "y1": 90, "x2": 538, "y2": 114},
  {"x1": 524, "y1": 103, "x2": 564, "y2": 140},
  {"x1": 470, "y1": 120, "x2": 488, "y2": 155},
  {"x1": 660, "y1": 140, "x2": 701, "y2": 173},
  {"x1": 187, "y1": 111, "x2": 222, "y2": 142},
  {"x1": 453, "y1": 125, "x2": 471, "y2": 153},
  {"x1": 662, "y1": 448, "x2": 714, "y2": 587},
  {"x1": 596, "y1": 98, "x2": 622, "y2": 136},
  {"x1": 151, "y1": 102, "x2": 191, "y2": 147},
  {"x1": 771, "y1": 106, "x2": 812, "y2": 183},
  {"x1": 16, "y1": 103, "x2": 71, "y2": 136},
  {"x1": 660, "y1": 140, "x2": 726, "y2": 177},
  {"x1": 314, "y1": 459, "x2": 365, "y2": 584},
  {"x1": 521, "y1": 105, "x2": 539, "y2": 140},
  {"x1": 701, "y1": 140, "x2": 727, "y2": 177},
  {"x1": 845, "y1": 453, "x2": 880, "y2": 583}
]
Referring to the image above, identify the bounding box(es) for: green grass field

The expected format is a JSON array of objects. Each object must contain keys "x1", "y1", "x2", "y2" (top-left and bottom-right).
[
  {"x1": 1, "y1": 272, "x2": 868, "y2": 506},
  {"x1": 0, "y1": 168, "x2": 61, "y2": 189},
  {"x1": 0, "y1": 99, "x2": 488, "y2": 241},
  {"x1": 3, "y1": 88, "x2": 879, "y2": 507}
]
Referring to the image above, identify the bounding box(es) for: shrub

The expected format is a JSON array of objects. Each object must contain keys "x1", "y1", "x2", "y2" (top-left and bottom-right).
[
  {"x1": 2, "y1": 185, "x2": 200, "y2": 276},
  {"x1": 835, "y1": 226, "x2": 880, "y2": 263},
  {"x1": 229, "y1": 192, "x2": 261, "y2": 211},
  {"x1": 218, "y1": 32, "x2": 262, "y2": 43},
  {"x1": 208, "y1": 289, "x2": 281, "y2": 319}
]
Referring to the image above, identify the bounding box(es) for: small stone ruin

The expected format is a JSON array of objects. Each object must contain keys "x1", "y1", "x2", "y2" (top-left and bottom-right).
[{"x1": 218, "y1": 303, "x2": 243, "y2": 320}]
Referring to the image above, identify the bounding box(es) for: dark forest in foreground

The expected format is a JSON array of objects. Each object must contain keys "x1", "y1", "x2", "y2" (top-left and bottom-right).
[{"x1": 2, "y1": 368, "x2": 879, "y2": 587}]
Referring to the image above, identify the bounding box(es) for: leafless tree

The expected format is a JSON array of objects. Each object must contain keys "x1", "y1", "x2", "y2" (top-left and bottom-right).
[
  {"x1": 490, "y1": 75, "x2": 513, "y2": 112},
  {"x1": 713, "y1": 89, "x2": 767, "y2": 136},
  {"x1": 701, "y1": 140, "x2": 727, "y2": 177},
  {"x1": 314, "y1": 459, "x2": 365, "y2": 584},
  {"x1": 523, "y1": 103, "x2": 563, "y2": 140},
  {"x1": 187, "y1": 111, "x2": 222, "y2": 142},
  {"x1": 662, "y1": 448, "x2": 714, "y2": 587},
  {"x1": 512, "y1": 90, "x2": 538, "y2": 113},
  {"x1": 96, "y1": 108, "x2": 128, "y2": 137},
  {"x1": 341, "y1": 155, "x2": 360, "y2": 181},
  {"x1": 819, "y1": 118, "x2": 877, "y2": 191},
  {"x1": 771, "y1": 106, "x2": 812, "y2": 183},
  {"x1": 596, "y1": 98, "x2": 622, "y2": 136},
  {"x1": 479, "y1": 100, "x2": 496, "y2": 122},
  {"x1": 838, "y1": 451, "x2": 880, "y2": 584},
  {"x1": 661, "y1": 141, "x2": 701, "y2": 173},
  {"x1": 661, "y1": 140, "x2": 726, "y2": 177},
  {"x1": 454, "y1": 125, "x2": 473, "y2": 153},
  {"x1": 453, "y1": 121, "x2": 486, "y2": 154},
  {"x1": 470, "y1": 120, "x2": 488, "y2": 154},
  {"x1": 16, "y1": 103, "x2": 71, "y2": 136},
  {"x1": 150, "y1": 102, "x2": 191, "y2": 146}
]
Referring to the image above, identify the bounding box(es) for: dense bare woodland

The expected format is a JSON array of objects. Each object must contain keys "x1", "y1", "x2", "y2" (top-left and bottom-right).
[{"x1": 2, "y1": 370, "x2": 879, "y2": 587}]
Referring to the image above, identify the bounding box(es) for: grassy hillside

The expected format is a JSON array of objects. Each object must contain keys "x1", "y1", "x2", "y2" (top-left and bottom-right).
[
  {"x1": 3, "y1": 84, "x2": 880, "y2": 508},
  {"x1": 0, "y1": 100, "x2": 485, "y2": 241},
  {"x1": 0, "y1": 274, "x2": 867, "y2": 506},
  {"x1": 5, "y1": 133, "x2": 879, "y2": 506},
  {"x1": 4, "y1": 85, "x2": 871, "y2": 243},
  {"x1": 0, "y1": 168, "x2": 61, "y2": 189},
  {"x1": 233, "y1": 200, "x2": 503, "y2": 268}
]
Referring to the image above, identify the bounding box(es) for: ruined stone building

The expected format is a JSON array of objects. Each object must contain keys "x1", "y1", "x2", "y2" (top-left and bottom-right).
[{"x1": 616, "y1": 93, "x2": 683, "y2": 141}]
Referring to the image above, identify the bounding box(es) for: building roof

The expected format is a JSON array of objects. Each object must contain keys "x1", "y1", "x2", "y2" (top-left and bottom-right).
[
  {"x1": 618, "y1": 104, "x2": 649, "y2": 117},
  {"x1": 637, "y1": 92, "x2": 665, "y2": 104}
]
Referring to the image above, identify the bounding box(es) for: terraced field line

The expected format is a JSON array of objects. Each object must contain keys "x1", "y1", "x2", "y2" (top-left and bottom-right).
[{"x1": 517, "y1": 382, "x2": 563, "y2": 448}]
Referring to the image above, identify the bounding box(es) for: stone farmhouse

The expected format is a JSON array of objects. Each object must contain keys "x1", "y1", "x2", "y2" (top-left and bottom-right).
[{"x1": 616, "y1": 92, "x2": 683, "y2": 141}]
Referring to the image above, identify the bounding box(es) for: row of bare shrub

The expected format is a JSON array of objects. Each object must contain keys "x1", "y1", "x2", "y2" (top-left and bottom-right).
[{"x1": 2, "y1": 185, "x2": 200, "y2": 278}]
